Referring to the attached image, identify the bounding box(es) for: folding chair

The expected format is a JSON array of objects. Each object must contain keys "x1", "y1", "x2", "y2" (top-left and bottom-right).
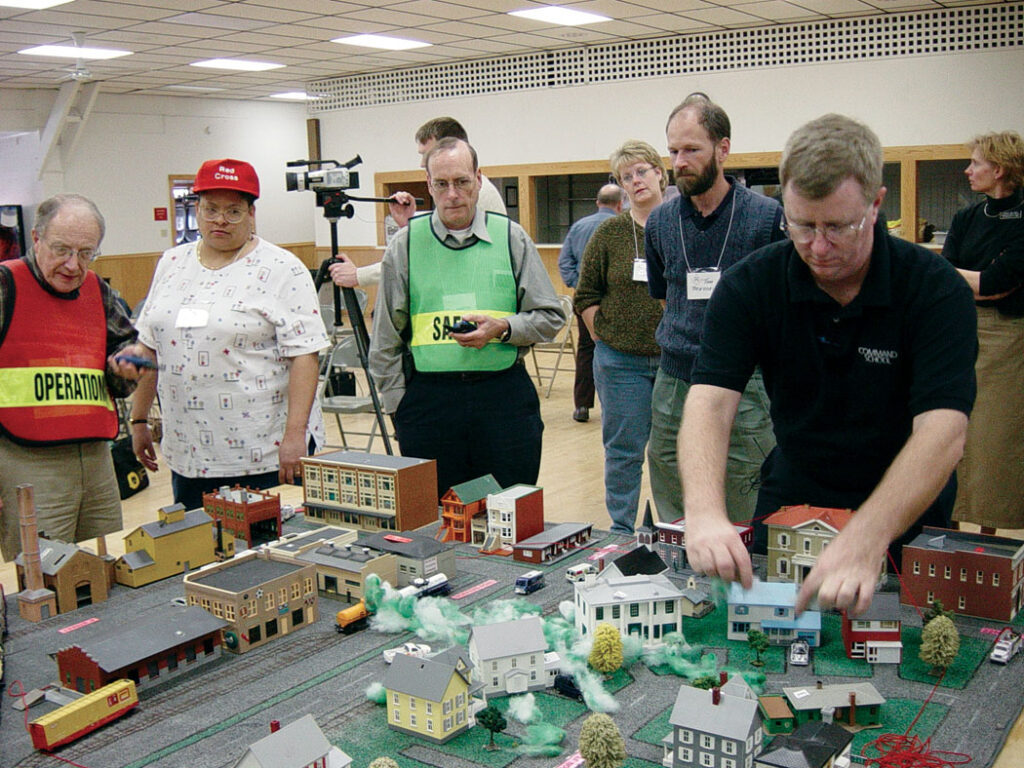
[
  {"x1": 529, "y1": 294, "x2": 576, "y2": 398},
  {"x1": 319, "y1": 336, "x2": 385, "y2": 452}
]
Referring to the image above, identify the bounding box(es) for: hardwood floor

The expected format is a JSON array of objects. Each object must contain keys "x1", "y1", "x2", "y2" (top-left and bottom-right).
[{"x1": 2, "y1": 358, "x2": 1022, "y2": 767}]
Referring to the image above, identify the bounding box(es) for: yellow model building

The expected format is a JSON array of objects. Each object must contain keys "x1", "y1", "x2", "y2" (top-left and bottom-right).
[
  {"x1": 115, "y1": 503, "x2": 233, "y2": 588},
  {"x1": 382, "y1": 648, "x2": 484, "y2": 744}
]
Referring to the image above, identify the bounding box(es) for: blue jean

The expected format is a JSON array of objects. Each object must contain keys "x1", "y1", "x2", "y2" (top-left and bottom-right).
[
  {"x1": 593, "y1": 341, "x2": 660, "y2": 533},
  {"x1": 648, "y1": 367, "x2": 775, "y2": 525}
]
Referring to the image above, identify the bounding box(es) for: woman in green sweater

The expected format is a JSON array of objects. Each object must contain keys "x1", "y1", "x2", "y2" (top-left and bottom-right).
[{"x1": 574, "y1": 140, "x2": 665, "y2": 533}]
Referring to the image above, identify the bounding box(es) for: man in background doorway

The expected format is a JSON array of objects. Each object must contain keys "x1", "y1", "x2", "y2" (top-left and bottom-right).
[
  {"x1": 645, "y1": 92, "x2": 784, "y2": 526},
  {"x1": 330, "y1": 117, "x2": 508, "y2": 290},
  {"x1": 370, "y1": 138, "x2": 564, "y2": 499},
  {"x1": 558, "y1": 183, "x2": 624, "y2": 422}
]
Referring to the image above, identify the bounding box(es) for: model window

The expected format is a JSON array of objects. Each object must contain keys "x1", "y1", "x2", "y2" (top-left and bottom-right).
[
  {"x1": 456, "y1": 710, "x2": 466, "y2": 724},
  {"x1": 456, "y1": 693, "x2": 465, "y2": 707},
  {"x1": 291, "y1": 582, "x2": 301, "y2": 600},
  {"x1": 426, "y1": 702, "x2": 432, "y2": 714},
  {"x1": 913, "y1": 561, "x2": 920, "y2": 575},
  {"x1": 722, "y1": 739, "x2": 737, "y2": 755},
  {"x1": 409, "y1": 698, "x2": 416, "y2": 710},
  {"x1": 265, "y1": 592, "x2": 274, "y2": 610},
  {"x1": 803, "y1": 539, "x2": 811, "y2": 553},
  {"x1": 596, "y1": 607, "x2": 604, "y2": 621},
  {"x1": 665, "y1": 600, "x2": 675, "y2": 613},
  {"x1": 304, "y1": 577, "x2": 314, "y2": 594},
  {"x1": 531, "y1": 670, "x2": 537, "y2": 680},
  {"x1": 993, "y1": 573, "x2": 1000, "y2": 587},
  {"x1": 734, "y1": 605, "x2": 749, "y2": 615},
  {"x1": 250, "y1": 625, "x2": 261, "y2": 643},
  {"x1": 279, "y1": 588, "x2": 287, "y2": 604},
  {"x1": 928, "y1": 564, "x2": 935, "y2": 577},
  {"x1": 778, "y1": 533, "x2": 789, "y2": 547},
  {"x1": 944, "y1": 565, "x2": 951, "y2": 579},
  {"x1": 699, "y1": 751, "x2": 714, "y2": 767},
  {"x1": 492, "y1": 677, "x2": 499, "y2": 687},
  {"x1": 292, "y1": 607, "x2": 303, "y2": 626},
  {"x1": 977, "y1": 570, "x2": 984, "y2": 584},
  {"x1": 185, "y1": 645, "x2": 197, "y2": 662},
  {"x1": 700, "y1": 734, "x2": 715, "y2": 749},
  {"x1": 778, "y1": 559, "x2": 788, "y2": 575},
  {"x1": 678, "y1": 748, "x2": 693, "y2": 762},
  {"x1": 409, "y1": 714, "x2": 417, "y2": 727},
  {"x1": 266, "y1": 618, "x2": 278, "y2": 637},
  {"x1": 958, "y1": 595, "x2": 966, "y2": 610},
  {"x1": 444, "y1": 716, "x2": 452, "y2": 731},
  {"x1": 427, "y1": 719, "x2": 433, "y2": 732},
  {"x1": 680, "y1": 729, "x2": 694, "y2": 744},
  {"x1": 224, "y1": 604, "x2": 235, "y2": 621},
  {"x1": 612, "y1": 605, "x2": 621, "y2": 619},
  {"x1": 630, "y1": 604, "x2": 640, "y2": 617},
  {"x1": 732, "y1": 622, "x2": 750, "y2": 635},
  {"x1": 960, "y1": 568, "x2": 967, "y2": 582},
  {"x1": 722, "y1": 759, "x2": 736, "y2": 768},
  {"x1": 775, "y1": 607, "x2": 789, "y2": 617},
  {"x1": 511, "y1": 657, "x2": 518, "y2": 668},
  {"x1": 531, "y1": 655, "x2": 537, "y2": 664},
  {"x1": 249, "y1": 599, "x2": 257, "y2": 615},
  {"x1": 392, "y1": 709, "x2": 400, "y2": 722},
  {"x1": 926, "y1": 591, "x2": 934, "y2": 604}
]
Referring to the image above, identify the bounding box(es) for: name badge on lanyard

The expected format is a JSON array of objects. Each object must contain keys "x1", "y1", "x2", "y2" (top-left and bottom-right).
[
  {"x1": 686, "y1": 269, "x2": 720, "y2": 300},
  {"x1": 632, "y1": 258, "x2": 648, "y2": 283}
]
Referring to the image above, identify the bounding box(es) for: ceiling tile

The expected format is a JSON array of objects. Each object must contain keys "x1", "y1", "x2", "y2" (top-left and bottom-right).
[{"x1": 731, "y1": 1, "x2": 824, "y2": 20}]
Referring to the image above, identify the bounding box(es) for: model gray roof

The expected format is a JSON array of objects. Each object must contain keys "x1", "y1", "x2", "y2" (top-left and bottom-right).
[
  {"x1": 470, "y1": 616, "x2": 546, "y2": 660},
  {"x1": 669, "y1": 683, "x2": 760, "y2": 739},
  {"x1": 310, "y1": 450, "x2": 434, "y2": 471},
  {"x1": 855, "y1": 591, "x2": 901, "y2": 622},
  {"x1": 577, "y1": 573, "x2": 683, "y2": 605},
  {"x1": 609, "y1": 546, "x2": 668, "y2": 576},
  {"x1": 384, "y1": 650, "x2": 472, "y2": 701},
  {"x1": 189, "y1": 556, "x2": 305, "y2": 593},
  {"x1": 354, "y1": 531, "x2": 450, "y2": 559},
  {"x1": 236, "y1": 714, "x2": 351, "y2": 768},
  {"x1": 906, "y1": 527, "x2": 1024, "y2": 561},
  {"x1": 140, "y1": 508, "x2": 212, "y2": 539},
  {"x1": 270, "y1": 528, "x2": 355, "y2": 554},
  {"x1": 298, "y1": 543, "x2": 380, "y2": 570},
  {"x1": 57, "y1": 606, "x2": 227, "y2": 672},
  {"x1": 120, "y1": 550, "x2": 155, "y2": 571},
  {"x1": 758, "y1": 721, "x2": 853, "y2": 768},
  {"x1": 15, "y1": 538, "x2": 99, "y2": 574},
  {"x1": 782, "y1": 682, "x2": 885, "y2": 712},
  {"x1": 515, "y1": 522, "x2": 593, "y2": 549}
]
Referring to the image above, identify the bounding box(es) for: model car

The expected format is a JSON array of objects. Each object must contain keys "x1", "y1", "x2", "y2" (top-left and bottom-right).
[
  {"x1": 553, "y1": 673, "x2": 584, "y2": 701},
  {"x1": 382, "y1": 642, "x2": 432, "y2": 664},
  {"x1": 170, "y1": 596, "x2": 188, "y2": 608},
  {"x1": 990, "y1": 627, "x2": 1021, "y2": 664},
  {"x1": 789, "y1": 638, "x2": 810, "y2": 666}
]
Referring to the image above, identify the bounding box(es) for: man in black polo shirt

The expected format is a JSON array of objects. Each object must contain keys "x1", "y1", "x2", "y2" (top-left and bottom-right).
[{"x1": 679, "y1": 114, "x2": 977, "y2": 616}]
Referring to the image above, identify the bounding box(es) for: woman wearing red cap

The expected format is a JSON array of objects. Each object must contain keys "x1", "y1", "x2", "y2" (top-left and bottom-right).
[{"x1": 118, "y1": 159, "x2": 329, "y2": 510}]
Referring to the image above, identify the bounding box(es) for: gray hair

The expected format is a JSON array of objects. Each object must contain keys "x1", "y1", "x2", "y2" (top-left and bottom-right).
[
  {"x1": 666, "y1": 92, "x2": 731, "y2": 144},
  {"x1": 424, "y1": 137, "x2": 478, "y2": 174},
  {"x1": 34, "y1": 194, "x2": 106, "y2": 243},
  {"x1": 780, "y1": 114, "x2": 883, "y2": 203}
]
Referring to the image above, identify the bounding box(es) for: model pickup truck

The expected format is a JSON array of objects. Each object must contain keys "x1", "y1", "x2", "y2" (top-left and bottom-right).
[{"x1": 990, "y1": 627, "x2": 1021, "y2": 664}]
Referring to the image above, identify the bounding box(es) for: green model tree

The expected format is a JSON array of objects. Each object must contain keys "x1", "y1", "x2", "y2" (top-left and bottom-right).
[
  {"x1": 922, "y1": 598, "x2": 954, "y2": 626},
  {"x1": 579, "y1": 713, "x2": 626, "y2": 768},
  {"x1": 691, "y1": 674, "x2": 720, "y2": 690},
  {"x1": 589, "y1": 622, "x2": 624, "y2": 675},
  {"x1": 477, "y1": 705, "x2": 508, "y2": 750},
  {"x1": 747, "y1": 629, "x2": 770, "y2": 667},
  {"x1": 368, "y1": 758, "x2": 400, "y2": 768},
  {"x1": 920, "y1": 614, "x2": 960, "y2": 675}
]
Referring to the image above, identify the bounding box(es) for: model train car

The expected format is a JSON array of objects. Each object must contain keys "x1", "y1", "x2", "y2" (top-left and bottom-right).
[
  {"x1": 398, "y1": 572, "x2": 450, "y2": 599},
  {"x1": 29, "y1": 679, "x2": 138, "y2": 751}
]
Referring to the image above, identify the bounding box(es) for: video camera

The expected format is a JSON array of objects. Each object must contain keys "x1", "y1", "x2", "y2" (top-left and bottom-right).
[{"x1": 285, "y1": 156, "x2": 361, "y2": 193}]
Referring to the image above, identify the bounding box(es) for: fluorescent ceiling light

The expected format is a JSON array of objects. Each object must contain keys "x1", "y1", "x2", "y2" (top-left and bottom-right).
[
  {"x1": 509, "y1": 7, "x2": 611, "y2": 26},
  {"x1": 0, "y1": 0, "x2": 73, "y2": 9},
  {"x1": 332, "y1": 34, "x2": 430, "y2": 51},
  {"x1": 19, "y1": 44, "x2": 131, "y2": 60},
  {"x1": 164, "y1": 85, "x2": 226, "y2": 92},
  {"x1": 191, "y1": 59, "x2": 284, "y2": 72},
  {"x1": 270, "y1": 91, "x2": 318, "y2": 101}
]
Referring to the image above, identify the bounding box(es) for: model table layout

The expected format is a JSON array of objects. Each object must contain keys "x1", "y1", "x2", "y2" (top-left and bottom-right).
[{"x1": 2, "y1": 520, "x2": 1022, "y2": 768}]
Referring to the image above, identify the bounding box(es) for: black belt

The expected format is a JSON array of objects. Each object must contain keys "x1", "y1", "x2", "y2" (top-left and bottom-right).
[{"x1": 414, "y1": 360, "x2": 524, "y2": 383}]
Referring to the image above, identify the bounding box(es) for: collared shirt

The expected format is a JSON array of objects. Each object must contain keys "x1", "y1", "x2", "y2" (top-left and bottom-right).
[
  {"x1": 0, "y1": 253, "x2": 137, "y2": 400},
  {"x1": 558, "y1": 205, "x2": 619, "y2": 287},
  {"x1": 370, "y1": 205, "x2": 565, "y2": 413}
]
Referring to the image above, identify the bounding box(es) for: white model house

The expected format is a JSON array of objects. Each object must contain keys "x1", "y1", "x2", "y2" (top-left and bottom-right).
[
  {"x1": 574, "y1": 571, "x2": 685, "y2": 646},
  {"x1": 467, "y1": 615, "x2": 552, "y2": 696}
]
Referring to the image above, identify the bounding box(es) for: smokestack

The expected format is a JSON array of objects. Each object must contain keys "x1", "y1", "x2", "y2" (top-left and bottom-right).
[
  {"x1": 19, "y1": 485, "x2": 45, "y2": 593},
  {"x1": 719, "y1": 671, "x2": 728, "y2": 687},
  {"x1": 712, "y1": 687, "x2": 721, "y2": 706},
  {"x1": 816, "y1": 680, "x2": 823, "y2": 689},
  {"x1": 848, "y1": 692, "x2": 857, "y2": 726},
  {"x1": 95, "y1": 536, "x2": 108, "y2": 557},
  {"x1": 270, "y1": 720, "x2": 280, "y2": 733}
]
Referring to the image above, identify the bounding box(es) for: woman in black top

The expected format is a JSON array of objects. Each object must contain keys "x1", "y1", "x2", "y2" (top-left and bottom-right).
[{"x1": 944, "y1": 130, "x2": 1024, "y2": 532}]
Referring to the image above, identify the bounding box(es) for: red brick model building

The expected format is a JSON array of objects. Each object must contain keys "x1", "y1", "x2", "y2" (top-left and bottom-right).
[
  {"x1": 901, "y1": 527, "x2": 1024, "y2": 622},
  {"x1": 439, "y1": 474, "x2": 501, "y2": 544},
  {"x1": 840, "y1": 591, "x2": 903, "y2": 663},
  {"x1": 203, "y1": 485, "x2": 281, "y2": 547}
]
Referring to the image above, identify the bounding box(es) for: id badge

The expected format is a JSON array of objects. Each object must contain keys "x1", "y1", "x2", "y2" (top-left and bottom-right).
[
  {"x1": 632, "y1": 258, "x2": 648, "y2": 282},
  {"x1": 176, "y1": 306, "x2": 210, "y2": 328},
  {"x1": 686, "y1": 270, "x2": 721, "y2": 300}
]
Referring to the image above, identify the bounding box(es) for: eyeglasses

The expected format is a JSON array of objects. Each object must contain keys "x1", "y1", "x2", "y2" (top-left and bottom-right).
[
  {"x1": 45, "y1": 242, "x2": 99, "y2": 263},
  {"x1": 617, "y1": 165, "x2": 654, "y2": 185},
  {"x1": 429, "y1": 177, "x2": 475, "y2": 194},
  {"x1": 198, "y1": 205, "x2": 249, "y2": 224},
  {"x1": 782, "y1": 211, "x2": 869, "y2": 245}
]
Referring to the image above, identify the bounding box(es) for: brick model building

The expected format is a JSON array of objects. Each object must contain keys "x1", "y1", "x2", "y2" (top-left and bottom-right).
[
  {"x1": 203, "y1": 485, "x2": 281, "y2": 547},
  {"x1": 840, "y1": 591, "x2": 903, "y2": 663},
  {"x1": 438, "y1": 474, "x2": 501, "y2": 544},
  {"x1": 512, "y1": 522, "x2": 593, "y2": 565},
  {"x1": 15, "y1": 537, "x2": 109, "y2": 614},
  {"x1": 353, "y1": 530, "x2": 457, "y2": 587},
  {"x1": 481, "y1": 484, "x2": 544, "y2": 552},
  {"x1": 54, "y1": 606, "x2": 227, "y2": 692},
  {"x1": 301, "y1": 450, "x2": 438, "y2": 533},
  {"x1": 901, "y1": 527, "x2": 1024, "y2": 622},
  {"x1": 184, "y1": 549, "x2": 318, "y2": 653}
]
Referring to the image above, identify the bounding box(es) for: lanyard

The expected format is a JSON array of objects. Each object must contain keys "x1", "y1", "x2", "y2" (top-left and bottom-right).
[{"x1": 677, "y1": 190, "x2": 736, "y2": 273}]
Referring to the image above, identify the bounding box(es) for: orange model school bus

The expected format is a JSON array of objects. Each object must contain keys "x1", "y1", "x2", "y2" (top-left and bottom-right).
[{"x1": 29, "y1": 679, "x2": 138, "y2": 751}]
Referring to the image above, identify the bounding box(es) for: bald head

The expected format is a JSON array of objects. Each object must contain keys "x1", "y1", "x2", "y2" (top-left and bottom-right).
[{"x1": 597, "y1": 184, "x2": 624, "y2": 211}]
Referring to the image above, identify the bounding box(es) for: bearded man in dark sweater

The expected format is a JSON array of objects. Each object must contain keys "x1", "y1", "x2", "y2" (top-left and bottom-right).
[{"x1": 645, "y1": 93, "x2": 784, "y2": 526}]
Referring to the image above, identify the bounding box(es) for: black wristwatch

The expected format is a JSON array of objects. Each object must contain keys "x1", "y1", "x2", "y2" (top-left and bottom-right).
[{"x1": 499, "y1": 323, "x2": 512, "y2": 343}]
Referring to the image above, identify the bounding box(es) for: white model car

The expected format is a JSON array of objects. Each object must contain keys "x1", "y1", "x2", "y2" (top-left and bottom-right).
[
  {"x1": 382, "y1": 642, "x2": 432, "y2": 664},
  {"x1": 789, "y1": 638, "x2": 810, "y2": 666}
]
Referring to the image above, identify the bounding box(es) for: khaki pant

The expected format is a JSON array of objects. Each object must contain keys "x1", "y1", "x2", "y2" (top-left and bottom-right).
[{"x1": 0, "y1": 435, "x2": 123, "y2": 561}]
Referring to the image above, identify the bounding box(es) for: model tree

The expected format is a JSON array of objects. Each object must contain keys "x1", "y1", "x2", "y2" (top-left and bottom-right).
[
  {"x1": 477, "y1": 704, "x2": 508, "y2": 751},
  {"x1": 920, "y1": 614, "x2": 960, "y2": 675},
  {"x1": 579, "y1": 713, "x2": 626, "y2": 768},
  {"x1": 747, "y1": 629, "x2": 770, "y2": 667},
  {"x1": 368, "y1": 759, "x2": 400, "y2": 768},
  {"x1": 691, "y1": 674, "x2": 720, "y2": 690},
  {"x1": 923, "y1": 598, "x2": 954, "y2": 626},
  {"x1": 589, "y1": 622, "x2": 624, "y2": 676}
]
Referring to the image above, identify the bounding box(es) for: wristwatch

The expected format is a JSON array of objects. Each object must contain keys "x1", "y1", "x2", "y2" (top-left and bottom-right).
[{"x1": 499, "y1": 322, "x2": 512, "y2": 343}]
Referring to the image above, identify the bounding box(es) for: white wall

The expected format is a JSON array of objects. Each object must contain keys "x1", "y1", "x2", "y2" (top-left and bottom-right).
[
  {"x1": 0, "y1": 48, "x2": 1020, "y2": 254},
  {"x1": 317, "y1": 48, "x2": 1024, "y2": 245},
  {"x1": 0, "y1": 91, "x2": 313, "y2": 254}
]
